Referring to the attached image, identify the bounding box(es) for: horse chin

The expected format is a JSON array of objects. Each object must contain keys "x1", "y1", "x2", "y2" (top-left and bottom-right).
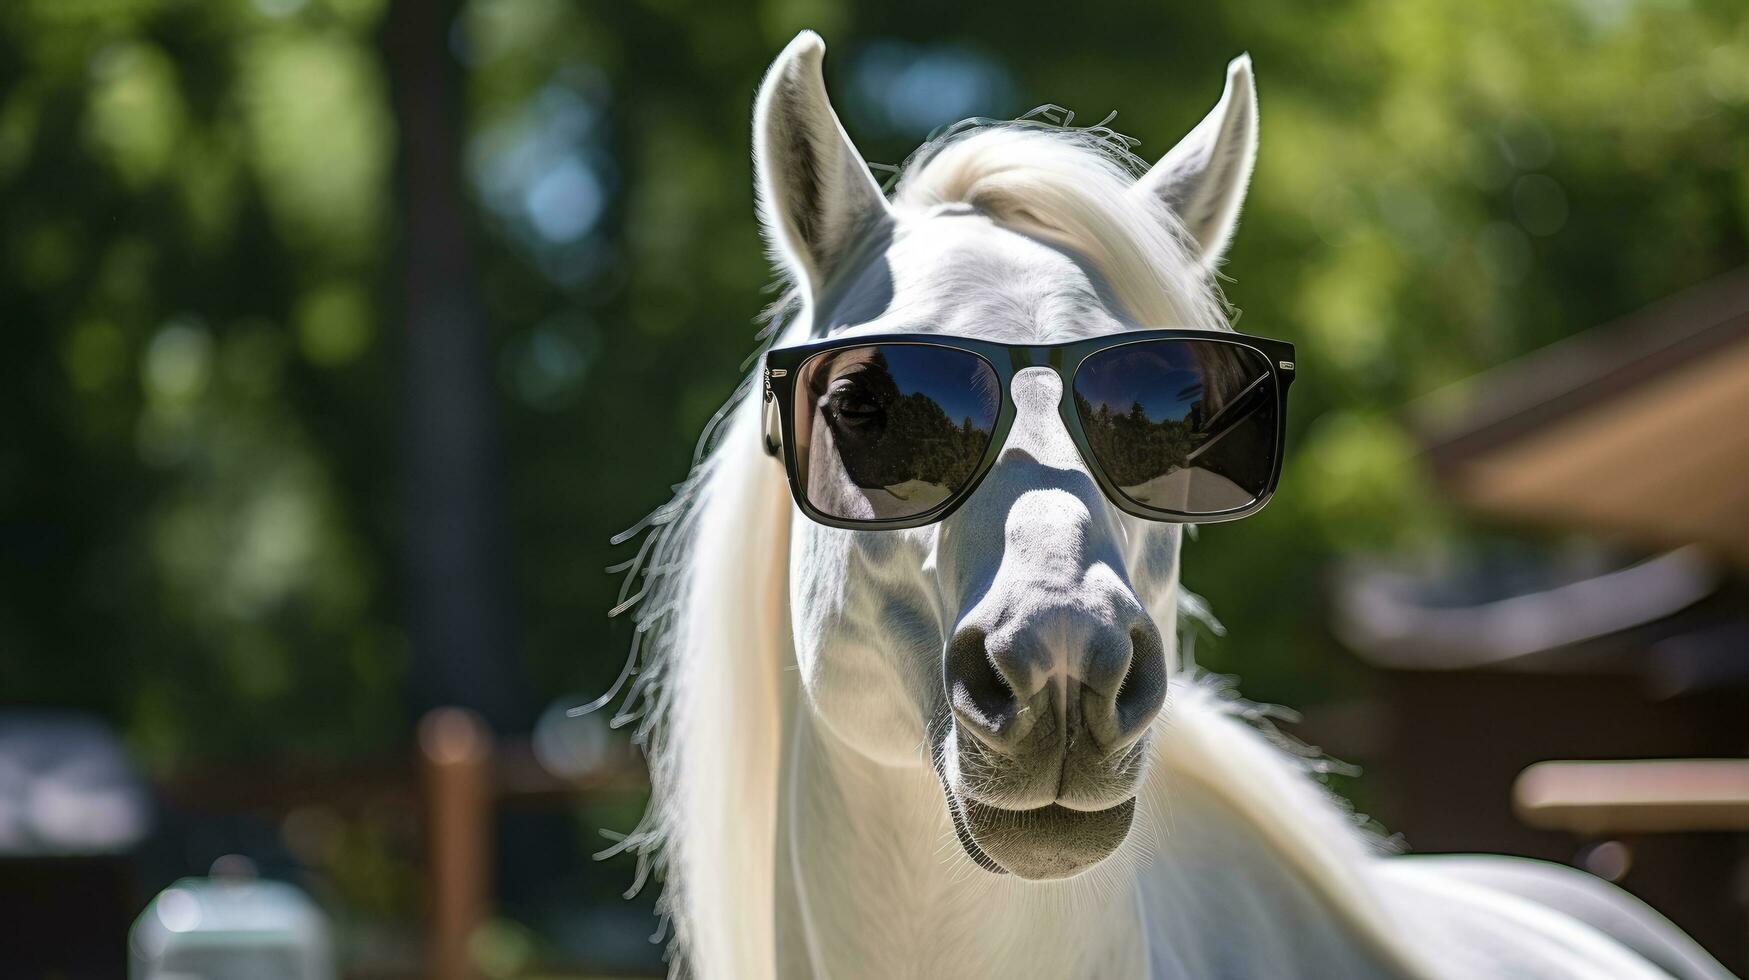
[{"x1": 944, "y1": 786, "x2": 1136, "y2": 881}]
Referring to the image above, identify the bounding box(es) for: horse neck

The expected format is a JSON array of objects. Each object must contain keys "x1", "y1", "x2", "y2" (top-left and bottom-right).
[
  {"x1": 1138, "y1": 682, "x2": 1434, "y2": 979},
  {"x1": 773, "y1": 679, "x2": 1435, "y2": 980}
]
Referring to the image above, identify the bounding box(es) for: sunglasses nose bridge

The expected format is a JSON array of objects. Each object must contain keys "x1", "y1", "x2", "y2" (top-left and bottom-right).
[{"x1": 1007, "y1": 345, "x2": 1061, "y2": 372}]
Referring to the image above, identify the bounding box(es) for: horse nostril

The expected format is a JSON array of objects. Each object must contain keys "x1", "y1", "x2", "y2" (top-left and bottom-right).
[
  {"x1": 946, "y1": 626, "x2": 1017, "y2": 740},
  {"x1": 1109, "y1": 621, "x2": 1168, "y2": 748}
]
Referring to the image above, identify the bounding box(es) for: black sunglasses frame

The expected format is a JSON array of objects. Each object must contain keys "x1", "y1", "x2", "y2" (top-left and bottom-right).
[{"x1": 762, "y1": 329, "x2": 1297, "y2": 531}]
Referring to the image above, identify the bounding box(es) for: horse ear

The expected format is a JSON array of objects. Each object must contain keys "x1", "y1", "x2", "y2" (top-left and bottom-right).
[
  {"x1": 753, "y1": 31, "x2": 891, "y2": 298},
  {"x1": 1133, "y1": 55, "x2": 1258, "y2": 268}
]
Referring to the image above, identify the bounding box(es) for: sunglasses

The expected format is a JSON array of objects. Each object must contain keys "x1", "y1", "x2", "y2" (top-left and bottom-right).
[{"x1": 762, "y1": 329, "x2": 1297, "y2": 530}]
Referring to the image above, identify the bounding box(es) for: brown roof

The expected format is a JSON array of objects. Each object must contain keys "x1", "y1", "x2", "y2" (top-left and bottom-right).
[{"x1": 1416, "y1": 268, "x2": 1749, "y2": 561}]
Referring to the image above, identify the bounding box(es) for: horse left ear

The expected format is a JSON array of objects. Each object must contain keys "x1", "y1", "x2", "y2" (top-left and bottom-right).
[
  {"x1": 753, "y1": 31, "x2": 892, "y2": 300},
  {"x1": 1133, "y1": 55, "x2": 1258, "y2": 268}
]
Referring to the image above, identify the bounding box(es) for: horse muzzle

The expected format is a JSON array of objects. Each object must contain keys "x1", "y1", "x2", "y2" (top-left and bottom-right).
[
  {"x1": 935, "y1": 612, "x2": 1166, "y2": 879},
  {"x1": 934, "y1": 715, "x2": 1151, "y2": 879}
]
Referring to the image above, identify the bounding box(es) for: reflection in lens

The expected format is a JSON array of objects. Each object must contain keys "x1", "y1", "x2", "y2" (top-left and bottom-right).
[
  {"x1": 1072, "y1": 340, "x2": 1276, "y2": 515},
  {"x1": 793, "y1": 344, "x2": 999, "y2": 521}
]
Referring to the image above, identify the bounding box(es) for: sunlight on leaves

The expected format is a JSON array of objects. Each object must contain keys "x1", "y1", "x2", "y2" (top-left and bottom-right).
[
  {"x1": 238, "y1": 31, "x2": 391, "y2": 262},
  {"x1": 84, "y1": 40, "x2": 185, "y2": 188}
]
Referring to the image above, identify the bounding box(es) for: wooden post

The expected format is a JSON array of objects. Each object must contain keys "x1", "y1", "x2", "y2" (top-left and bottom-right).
[{"x1": 420, "y1": 707, "x2": 493, "y2": 980}]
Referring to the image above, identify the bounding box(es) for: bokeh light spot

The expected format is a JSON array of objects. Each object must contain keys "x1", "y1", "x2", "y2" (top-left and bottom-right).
[
  {"x1": 502, "y1": 315, "x2": 596, "y2": 411},
  {"x1": 154, "y1": 888, "x2": 202, "y2": 934},
  {"x1": 84, "y1": 41, "x2": 185, "y2": 188},
  {"x1": 525, "y1": 157, "x2": 603, "y2": 244},
  {"x1": 296, "y1": 281, "x2": 375, "y2": 367},
  {"x1": 1512, "y1": 174, "x2": 1569, "y2": 236},
  {"x1": 252, "y1": 0, "x2": 308, "y2": 18},
  {"x1": 143, "y1": 318, "x2": 214, "y2": 406},
  {"x1": 850, "y1": 41, "x2": 1014, "y2": 137}
]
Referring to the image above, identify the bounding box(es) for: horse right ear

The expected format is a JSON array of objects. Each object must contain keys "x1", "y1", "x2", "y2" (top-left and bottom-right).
[
  {"x1": 1132, "y1": 55, "x2": 1258, "y2": 269},
  {"x1": 753, "y1": 31, "x2": 891, "y2": 300}
]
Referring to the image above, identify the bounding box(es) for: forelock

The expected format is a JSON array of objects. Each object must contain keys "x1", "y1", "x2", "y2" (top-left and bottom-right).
[{"x1": 890, "y1": 123, "x2": 1232, "y2": 333}]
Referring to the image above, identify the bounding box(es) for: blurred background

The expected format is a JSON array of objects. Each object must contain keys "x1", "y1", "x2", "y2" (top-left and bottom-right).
[{"x1": 2, "y1": 0, "x2": 1746, "y2": 976}]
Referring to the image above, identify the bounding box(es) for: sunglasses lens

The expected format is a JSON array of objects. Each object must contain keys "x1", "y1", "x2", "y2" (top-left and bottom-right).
[
  {"x1": 1072, "y1": 340, "x2": 1279, "y2": 516},
  {"x1": 792, "y1": 344, "x2": 1000, "y2": 522}
]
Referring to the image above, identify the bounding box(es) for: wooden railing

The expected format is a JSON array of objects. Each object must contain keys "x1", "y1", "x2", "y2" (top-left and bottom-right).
[
  {"x1": 1515, "y1": 758, "x2": 1749, "y2": 835},
  {"x1": 155, "y1": 707, "x2": 651, "y2": 979}
]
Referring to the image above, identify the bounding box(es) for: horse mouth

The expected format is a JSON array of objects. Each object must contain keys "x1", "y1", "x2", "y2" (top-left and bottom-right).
[{"x1": 944, "y1": 788, "x2": 1137, "y2": 880}]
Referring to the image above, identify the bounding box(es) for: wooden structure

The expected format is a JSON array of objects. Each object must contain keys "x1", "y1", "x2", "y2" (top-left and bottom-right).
[
  {"x1": 150, "y1": 709, "x2": 652, "y2": 979},
  {"x1": 1420, "y1": 267, "x2": 1749, "y2": 560},
  {"x1": 1516, "y1": 758, "x2": 1749, "y2": 835},
  {"x1": 1335, "y1": 268, "x2": 1749, "y2": 973},
  {"x1": 420, "y1": 708, "x2": 494, "y2": 980}
]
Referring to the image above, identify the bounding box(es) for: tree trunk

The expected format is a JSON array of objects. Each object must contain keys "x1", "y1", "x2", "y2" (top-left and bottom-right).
[{"x1": 382, "y1": 0, "x2": 525, "y2": 733}]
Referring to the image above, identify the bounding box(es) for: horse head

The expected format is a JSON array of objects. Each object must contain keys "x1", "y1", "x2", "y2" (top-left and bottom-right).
[{"x1": 755, "y1": 32, "x2": 1257, "y2": 880}]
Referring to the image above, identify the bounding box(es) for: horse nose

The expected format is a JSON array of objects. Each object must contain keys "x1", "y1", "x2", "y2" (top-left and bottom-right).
[{"x1": 947, "y1": 607, "x2": 1167, "y2": 757}]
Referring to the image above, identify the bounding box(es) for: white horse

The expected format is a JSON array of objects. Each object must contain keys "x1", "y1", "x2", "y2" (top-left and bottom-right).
[{"x1": 601, "y1": 31, "x2": 1735, "y2": 979}]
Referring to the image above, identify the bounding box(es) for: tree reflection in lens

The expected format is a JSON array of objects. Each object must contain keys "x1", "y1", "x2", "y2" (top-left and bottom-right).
[{"x1": 1073, "y1": 341, "x2": 1275, "y2": 515}]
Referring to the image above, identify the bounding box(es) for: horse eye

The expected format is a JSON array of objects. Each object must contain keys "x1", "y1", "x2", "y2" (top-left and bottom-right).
[{"x1": 824, "y1": 380, "x2": 884, "y2": 428}]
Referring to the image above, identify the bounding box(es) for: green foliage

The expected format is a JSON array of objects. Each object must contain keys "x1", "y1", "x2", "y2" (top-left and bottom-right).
[
  {"x1": 2, "y1": 0, "x2": 1745, "y2": 786},
  {"x1": 0, "y1": 0, "x2": 403, "y2": 769}
]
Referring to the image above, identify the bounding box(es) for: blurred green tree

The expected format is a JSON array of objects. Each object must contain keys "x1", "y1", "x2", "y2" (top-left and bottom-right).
[
  {"x1": 2, "y1": 0, "x2": 405, "y2": 767},
  {"x1": 0, "y1": 0, "x2": 1744, "y2": 783}
]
